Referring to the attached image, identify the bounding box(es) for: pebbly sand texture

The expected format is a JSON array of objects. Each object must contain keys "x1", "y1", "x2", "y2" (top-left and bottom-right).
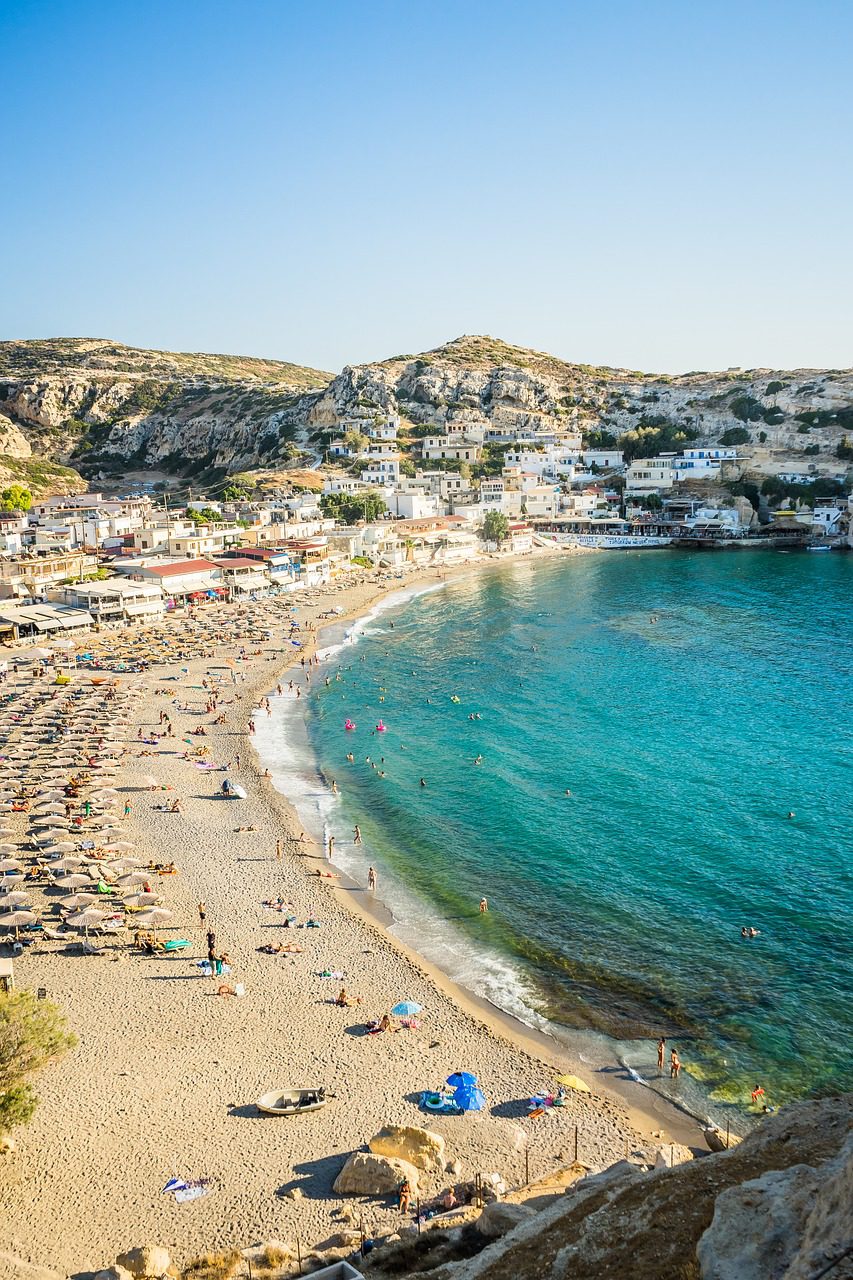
[{"x1": 0, "y1": 561, "x2": 673, "y2": 1276}]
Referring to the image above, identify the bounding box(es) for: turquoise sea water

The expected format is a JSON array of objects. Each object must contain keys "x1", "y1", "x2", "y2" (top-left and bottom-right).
[{"x1": 285, "y1": 553, "x2": 853, "y2": 1117}]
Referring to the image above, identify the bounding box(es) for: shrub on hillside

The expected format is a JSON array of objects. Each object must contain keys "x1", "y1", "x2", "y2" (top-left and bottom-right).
[{"x1": 729, "y1": 394, "x2": 764, "y2": 422}]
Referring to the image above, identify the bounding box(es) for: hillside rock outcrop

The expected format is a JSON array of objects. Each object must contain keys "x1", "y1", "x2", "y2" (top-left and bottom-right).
[
  {"x1": 1, "y1": 334, "x2": 851, "y2": 489},
  {"x1": 362, "y1": 1095, "x2": 852, "y2": 1280}
]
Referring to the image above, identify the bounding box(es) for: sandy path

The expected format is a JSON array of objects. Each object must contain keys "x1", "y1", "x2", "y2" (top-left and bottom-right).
[{"x1": 0, "y1": 564, "x2": 676, "y2": 1275}]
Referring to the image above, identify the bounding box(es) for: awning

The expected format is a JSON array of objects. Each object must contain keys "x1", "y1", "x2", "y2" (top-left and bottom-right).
[
  {"x1": 124, "y1": 602, "x2": 160, "y2": 616},
  {"x1": 31, "y1": 615, "x2": 62, "y2": 631},
  {"x1": 52, "y1": 611, "x2": 94, "y2": 629},
  {"x1": 233, "y1": 573, "x2": 269, "y2": 591}
]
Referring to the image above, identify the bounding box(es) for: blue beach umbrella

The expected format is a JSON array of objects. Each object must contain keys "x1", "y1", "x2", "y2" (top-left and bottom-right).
[
  {"x1": 447, "y1": 1071, "x2": 477, "y2": 1088},
  {"x1": 453, "y1": 1082, "x2": 487, "y2": 1112},
  {"x1": 391, "y1": 1001, "x2": 423, "y2": 1018}
]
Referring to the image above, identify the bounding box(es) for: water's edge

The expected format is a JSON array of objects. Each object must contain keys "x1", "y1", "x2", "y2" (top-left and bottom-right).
[{"x1": 252, "y1": 576, "x2": 752, "y2": 1135}]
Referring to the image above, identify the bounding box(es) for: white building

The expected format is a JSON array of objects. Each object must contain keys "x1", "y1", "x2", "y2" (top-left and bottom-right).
[
  {"x1": 503, "y1": 446, "x2": 579, "y2": 479},
  {"x1": 811, "y1": 500, "x2": 845, "y2": 535},
  {"x1": 56, "y1": 578, "x2": 164, "y2": 624},
  {"x1": 582, "y1": 449, "x2": 624, "y2": 470},
  {"x1": 625, "y1": 458, "x2": 676, "y2": 493},
  {"x1": 361, "y1": 456, "x2": 401, "y2": 485},
  {"x1": 421, "y1": 438, "x2": 481, "y2": 463}
]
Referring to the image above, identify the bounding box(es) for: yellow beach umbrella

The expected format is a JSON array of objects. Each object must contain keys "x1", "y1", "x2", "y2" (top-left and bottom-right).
[{"x1": 554, "y1": 1074, "x2": 591, "y2": 1094}]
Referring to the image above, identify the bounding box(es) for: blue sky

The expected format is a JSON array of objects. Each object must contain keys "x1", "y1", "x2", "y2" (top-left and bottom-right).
[{"x1": 1, "y1": 0, "x2": 851, "y2": 373}]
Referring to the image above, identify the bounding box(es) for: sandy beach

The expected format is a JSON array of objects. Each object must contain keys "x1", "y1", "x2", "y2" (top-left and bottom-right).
[{"x1": 0, "y1": 555, "x2": 704, "y2": 1278}]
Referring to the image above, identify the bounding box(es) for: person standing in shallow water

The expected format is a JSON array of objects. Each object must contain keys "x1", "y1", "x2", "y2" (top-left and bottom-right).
[
  {"x1": 367, "y1": 866, "x2": 376, "y2": 891},
  {"x1": 479, "y1": 897, "x2": 488, "y2": 913},
  {"x1": 657, "y1": 1037, "x2": 666, "y2": 1074},
  {"x1": 670, "y1": 1049, "x2": 681, "y2": 1079}
]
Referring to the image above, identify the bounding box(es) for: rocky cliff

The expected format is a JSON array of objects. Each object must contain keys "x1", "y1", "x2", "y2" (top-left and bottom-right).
[
  {"x1": 2, "y1": 336, "x2": 851, "y2": 496},
  {"x1": 312, "y1": 335, "x2": 853, "y2": 472},
  {"x1": 363, "y1": 1095, "x2": 853, "y2": 1280},
  {"x1": 0, "y1": 338, "x2": 331, "y2": 492}
]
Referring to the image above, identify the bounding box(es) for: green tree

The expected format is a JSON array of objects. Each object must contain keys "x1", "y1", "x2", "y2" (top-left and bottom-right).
[
  {"x1": 221, "y1": 481, "x2": 253, "y2": 502},
  {"x1": 320, "y1": 491, "x2": 387, "y2": 524},
  {"x1": 343, "y1": 431, "x2": 368, "y2": 456},
  {"x1": 185, "y1": 507, "x2": 205, "y2": 525},
  {"x1": 482, "y1": 510, "x2": 509, "y2": 544},
  {"x1": 719, "y1": 427, "x2": 750, "y2": 446},
  {"x1": 729, "y1": 394, "x2": 764, "y2": 422},
  {"x1": 0, "y1": 485, "x2": 33, "y2": 513},
  {"x1": 199, "y1": 506, "x2": 221, "y2": 523},
  {"x1": 0, "y1": 991, "x2": 76, "y2": 1135}
]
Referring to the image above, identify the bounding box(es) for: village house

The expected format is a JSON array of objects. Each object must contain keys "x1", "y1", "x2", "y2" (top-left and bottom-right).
[
  {"x1": 55, "y1": 578, "x2": 165, "y2": 624},
  {"x1": 0, "y1": 551, "x2": 99, "y2": 600},
  {"x1": 113, "y1": 558, "x2": 228, "y2": 609},
  {"x1": 421, "y1": 437, "x2": 482, "y2": 463},
  {"x1": 211, "y1": 558, "x2": 273, "y2": 597}
]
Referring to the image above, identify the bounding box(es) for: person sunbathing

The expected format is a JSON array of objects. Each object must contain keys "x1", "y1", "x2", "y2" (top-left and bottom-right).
[{"x1": 336, "y1": 987, "x2": 362, "y2": 1008}]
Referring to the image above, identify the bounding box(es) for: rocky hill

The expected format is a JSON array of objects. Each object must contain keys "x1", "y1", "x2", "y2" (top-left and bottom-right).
[
  {"x1": 0, "y1": 338, "x2": 332, "y2": 493},
  {"x1": 311, "y1": 335, "x2": 853, "y2": 472},
  {"x1": 360, "y1": 1095, "x2": 852, "y2": 1280},
  {"x1": 2, "y1": 335, "x2": 851, "y2": 496}
]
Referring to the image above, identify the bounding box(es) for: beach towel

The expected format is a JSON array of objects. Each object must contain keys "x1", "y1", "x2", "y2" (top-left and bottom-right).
[{"x1": 162, "y1": 1176, "x2": 211, "y2": 1203}]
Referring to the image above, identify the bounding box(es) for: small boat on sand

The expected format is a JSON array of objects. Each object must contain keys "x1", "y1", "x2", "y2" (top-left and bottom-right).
[{"x1": 256, "y1": 1088, "x2": 327, "y2": 1116}]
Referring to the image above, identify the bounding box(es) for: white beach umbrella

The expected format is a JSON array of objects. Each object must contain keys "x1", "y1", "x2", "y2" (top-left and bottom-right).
[
  {"x1": 106, "y1": 857, "x2": 143, "y2": 873},
  {"x1": 59, "y1": 892, "x2": 98, "y2": 910},
  {"x1": 123, "y1": 891, "x2": 162, "y2": 908},
  {"x1": 0, "y1": 858, "x2": 23, "y2": 873},
  {"x1": 117, "y1": 872, "x2": 149, "y2": 888},
  {"x1": 0, "y1": 843, "x2": 19, "y2": 856},
  {"x1": 134, "y1": 906, "x2": 172, "y2": 931},
  {"x1": 39, "y1": 830, "x2": 71, "y2": 844},
  {"x1": 102, "y1": 841, "x2": 135, "y2": 853},
  {"x1": 0, "y1": 891, "x2": 31, "y2": 909},
  {"x1": 55, "y1": 873, "x2": 93, "y2": 890},
  {"x1": 65, "y1": 907, "x2": 109, "y2": 934},
  {"x1": 52, "y1": 856, "x2": 86, "y2": 870},
  {"x1": 46, "y1": 841, "x2": 78, "y2": 854},
  {"x1": 0, "y1": 909, "x2": 37, "y2": 936}
]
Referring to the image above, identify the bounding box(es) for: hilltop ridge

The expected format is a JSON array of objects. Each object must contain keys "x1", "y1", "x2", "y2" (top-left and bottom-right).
[{"x1": 1, "y1": 333, "x2": 851, "y2": 495}]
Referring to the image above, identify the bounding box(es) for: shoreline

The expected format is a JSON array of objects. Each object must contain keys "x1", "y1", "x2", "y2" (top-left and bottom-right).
[
  {"x1": 0, "y1": 552, "x2": 724, "y2": 1274},
  {"x1": 245, "y1": 560, "x2": 719, "y2": 1150}
]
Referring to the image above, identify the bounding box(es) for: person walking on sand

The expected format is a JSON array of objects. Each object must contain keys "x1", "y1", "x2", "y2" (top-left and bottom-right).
[
  {"x1": 275, "y1": 839, "x2": 282, "y2": 861},
  {"x1": 670, "y1": 1049, "x2": 681, "y2": 1080},
  {"x1": 367, "y1": 866, "x2": 377, "y2": 891},
  {"x1": 657, "y1": 1036, "x2": 666, "y2": 1074},
  {"x1": 123, "y1": 799, "x2": 132, "y2": 819},
  {"x1": 354, "y1": 825, "x2": 362, "y2": 845},
  {"x1": 479, "y1": 897, "x2": 488, "y2": 913},
  {"x1": 398, "y1": 1177, "x2": 411, "y2": 1215},
  {"x1": 198, "y1": 902, "x2": 206, "y2": 928}
]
